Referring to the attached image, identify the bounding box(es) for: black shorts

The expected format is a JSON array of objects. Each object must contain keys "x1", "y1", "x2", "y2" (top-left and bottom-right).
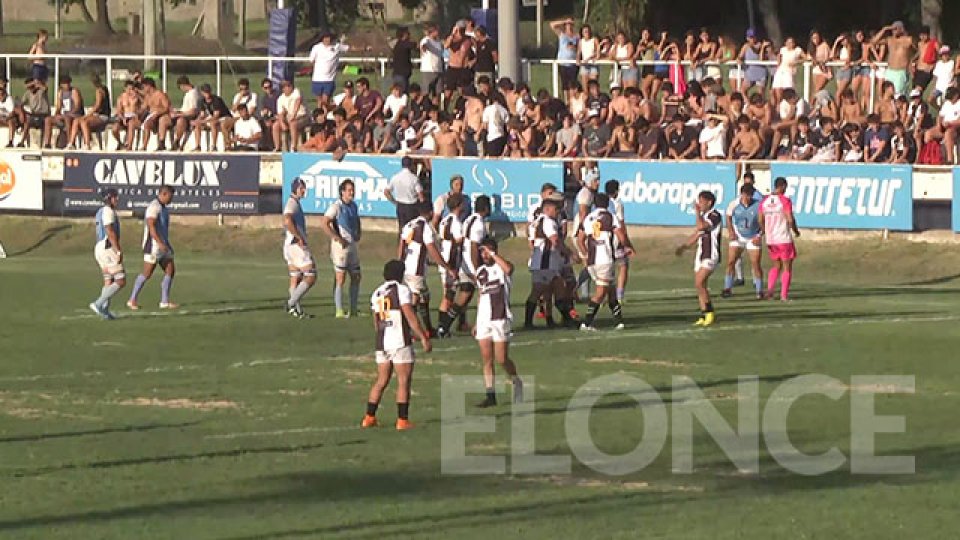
[
  {"x1": 485, "y1": 136, "x2": 507, "y2": 157},
  {"x1": 913, "y1": 70, "x2": 933, "y2": 91},
  {"x1": 445, "y1": 67, "x2": 473, "y2": 90},
  {"x1": 559, "y1": 65, "x2": 578, "y2": 89}
]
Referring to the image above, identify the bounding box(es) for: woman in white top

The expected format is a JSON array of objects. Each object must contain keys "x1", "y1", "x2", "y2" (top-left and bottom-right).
[
  {"x1": 567, "y1": 82, "x2": 588, "y2": 124},
  {"x1": 609, "y1": 31, "x2": 637, "y2": 89},
  {"x1": 832, "y1": 33, "x2": 854, "y2": 103},
  {"x1": 772, "y1": 37, "x2": 807, "y2": 103},
  {"x1": 808, "y1": 30, "x2": 833, "y2": 93},
  {"x1": 577, "y1": 25, "x2": 601, "y2": 90}
]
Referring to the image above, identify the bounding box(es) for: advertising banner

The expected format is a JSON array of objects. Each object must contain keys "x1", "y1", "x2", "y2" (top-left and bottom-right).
[
  {"x1": 769, "y1": 163, "x2": 913, "y2": 230},
  {"x1": 597, "y1": 160, "x2": 738, "y2": 226},
  {"x1": 62, "y1": 153, "x2": 260, "y2": 214},
  {"x1": 431, "y1": 158, "x2": 564, "y2": 222},
  {"x1": 282, "y1": 153, "x2": 404, "y2": 217},
  {"x1": 0, "y1": 151, "x2": 43, "y2": 211}
]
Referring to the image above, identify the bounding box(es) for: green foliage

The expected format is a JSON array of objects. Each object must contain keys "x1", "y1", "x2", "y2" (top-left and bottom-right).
[{"x1": 575, "y1": 0, "x2": 648, "y2": 40}]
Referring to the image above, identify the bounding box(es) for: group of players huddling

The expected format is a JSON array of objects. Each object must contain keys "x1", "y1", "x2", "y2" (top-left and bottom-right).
[{"x1": 88, "y1": 170, "x2": 799, "y2": 431}]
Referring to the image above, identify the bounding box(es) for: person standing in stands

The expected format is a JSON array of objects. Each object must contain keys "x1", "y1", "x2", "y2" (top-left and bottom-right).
[{"x1": 391, "y1": 27, "x2": 416, "y2": 93}]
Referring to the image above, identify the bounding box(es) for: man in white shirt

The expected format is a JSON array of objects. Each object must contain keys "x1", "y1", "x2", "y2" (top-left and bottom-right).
[
  {"x1": 0, "y1": 86, "x2": 20, "y2": 147},
  {"x1": 384, "y1": 156, "x2": 425, "y2": 229},
  {"x1": 480, "y1": 95, "x2": 509, "y2": 156},
  {"x1": 309, "y1": 32, "x2": 349, "y2": 107},
  {"x1": 419, "y1": 23, "x2": 445, "y2": 96},
  {"x1": 221, "y1": 78, "x2": 258, "y2": 148},
  {"x1": 928, "y1": 87, "x2": 960, "y2": 163},
  {"x1": 170, "y1": 76, "x2": 201, "y2": 151},
  {"x1": 382, "y1": 83, "x2": 408, "y2": 124},
  {"x1": 231, "y1": 104, "x2": 262, "y2": 151},
  {"x1": 699, "y1": 113, "x2": 728, "y2": 159},
  {"x1": 271, "y1": 80, "x2": 309, "y2": 151}
]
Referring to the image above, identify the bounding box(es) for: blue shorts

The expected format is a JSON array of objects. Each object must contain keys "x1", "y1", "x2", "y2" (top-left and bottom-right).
[{"x1": 312, "y1": 81, "x2": 335, "y2": 97}]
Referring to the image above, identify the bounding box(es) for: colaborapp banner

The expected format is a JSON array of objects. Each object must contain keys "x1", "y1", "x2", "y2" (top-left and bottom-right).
[
  {"x1": 431, "y1": 158, "x2": 563, "y2": 222},
  {"x1": 597, "y1": 160, "x2": 738, "y2": 226},
  {"x1": 769, "y1": 163, "x2": 913, "y2": 230},
  {"x1": 282, "y1": 153, "x2": 403, "y2": 217},
  {"x1": 62, "y1": 153, "x2": 260, "y2": 214},
  {"x1": 0, "y1": 151, "x2": 43, "y2": 211}
]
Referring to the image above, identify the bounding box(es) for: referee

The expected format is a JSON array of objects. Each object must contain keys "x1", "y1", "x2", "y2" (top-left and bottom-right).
[{"x1": 385, "y1": 156, "x2": 425, "y2": 230}]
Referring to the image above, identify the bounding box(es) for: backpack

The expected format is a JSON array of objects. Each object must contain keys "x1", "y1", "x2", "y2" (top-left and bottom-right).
[{"x1": 917, "y1": 140, "x2": 943, "y2": 165}]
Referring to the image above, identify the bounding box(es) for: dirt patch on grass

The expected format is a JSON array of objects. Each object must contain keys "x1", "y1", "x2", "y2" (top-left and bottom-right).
[
  {"x1": 588, "y1": 356, "x2": 692, "y2": 369},
  {"x1": 115, "y1": 398, "x2": 240, "y2": 411},
  {"x1": 516, "y1": 475, "x2": 704, "y2": 493}
]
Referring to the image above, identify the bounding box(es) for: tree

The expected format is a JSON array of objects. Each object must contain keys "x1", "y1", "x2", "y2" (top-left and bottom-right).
[
  {"x1": 577, "y1": 0, "x2": 648, "y2": 39},
  {"x1": 920, "y1": 0, "x2": 942, "y2": 40},
  {"x1": 757, "y1": 0, "x2": 782, "y2": 45},
  {"x1": 49, "y1": 0, "x2": 114, "y2": 34}
]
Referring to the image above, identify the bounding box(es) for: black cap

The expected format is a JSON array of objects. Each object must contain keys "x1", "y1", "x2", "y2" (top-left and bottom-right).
[
  {"x1": 401, "y1": 156, "x2": 414, "y2": 168},
  {"x1": 100, "y1": 188, "x2": 119, "y2": 201}
]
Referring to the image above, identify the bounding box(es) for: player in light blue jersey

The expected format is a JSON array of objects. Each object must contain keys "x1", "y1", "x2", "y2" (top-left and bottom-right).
[
  {"x1": 723, "y1": 184, "x2": 764, "y2": 299},
  {"x1": 283, "y1": 177, "x2": 317, "y2": 319},
  {"x1": 732, "y1": 172, "x2": 764, "y2": 286},
  {"x1": 127, "y1": 184, "x2": 177, "y2": 310},
  {"x1": 321, "y1": 179, "x2": 362, "y2": 318},
  {"x1": 89, "y1": 188, "x2": 125, "y2": 319}
]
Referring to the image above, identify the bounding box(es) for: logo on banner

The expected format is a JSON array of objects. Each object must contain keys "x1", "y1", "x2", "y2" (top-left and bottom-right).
[
  {"x1": 470, "y1": 163, "x2": 510, "y2": 192},
  {"x1": 618, "y1": 173, "x2": 725, "y2": 215},
  {"x1": 91, "y1": 158, "x2": 228, "y2": 186},
  {"x1": 0, "y1": 160, "x2": 14, "y2": 201},
  {"x1": 784, "y1": 176, "x2": 904, "y2": 218},
  {"x1": 294, "y1": 159, "x2": 390, "y2": 202}
]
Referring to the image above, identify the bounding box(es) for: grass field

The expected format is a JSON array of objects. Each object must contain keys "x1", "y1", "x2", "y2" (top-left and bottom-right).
[{"x1": 1, "y1": 216, "x2": 959, "y2": 539}]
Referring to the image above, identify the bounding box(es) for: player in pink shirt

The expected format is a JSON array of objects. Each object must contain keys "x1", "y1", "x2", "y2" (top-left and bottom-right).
[{"x1": 759, "y1": 177, "x2": 801, "y2": 301}]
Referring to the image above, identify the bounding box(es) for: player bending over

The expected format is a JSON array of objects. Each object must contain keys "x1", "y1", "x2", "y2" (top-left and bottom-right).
[
  {"x1": 321, "y1": 179, "x2": 362, "y2": 318},
  {"x1": 723, "y1": 184, "x2": 764, "y2": 299},
  {"x1": 89, "y1": 189, "x2": 125, "y2": 320},
  {"x1": 577, "y1": 192, "x2": 635, "y2": 331},
  {"x1": 400, "y1": 202, "x2": 456, "y2": 336},
  {"x1": 675, "y1": 190, "x2": 722, "y2": 327},
  {"x1": 438, "y1": 195, "x2": 491, "y2": 337},
  {"x1": 362, "y1": 260, "x2": 432, "y2": 431},
  {"x1": 474, "y1": 238, "x2": 523, "y2": 408},
  {"x1": 127, "y1": 185, "x2": 177, "y2": 310},
  {"x1": 282, "y1": 178, "x2": 317, "y2": 318},
  {"x1": 759, "y1": 176, "x2": 801, "y2": 301},
  {"x1": 437, "y1": 193, "x2": 465, "y2": 334}
]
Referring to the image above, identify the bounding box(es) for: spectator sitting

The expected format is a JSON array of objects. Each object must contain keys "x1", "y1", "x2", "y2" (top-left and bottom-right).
[
  {"x1": 167, "y1": 76, "x2": 201, "y2": 151},
  {"x1": 272, "y1": 79, "x2": 309, "y2": 152},
  {"x1": 43, "y1": 75, "x2": 83, "y2": 149},
  {"x1": 0, "y1": 85, "x2": 21, "y2": 147},
  {"x1": 301, "y1": 120, "x2": 338, "y2": 152},
  {"x1": 191, "y1": 83, "x2": 232, "y2": 151},
  {"x1": 863, "y1": 113, "x2": 891, "y2": 163},
  {"x1": 666, "y1": 114, "x2": 698, "y2": 159},
  {"x1": 231, "y1": 104, "x2": 262, "y2": 151}
]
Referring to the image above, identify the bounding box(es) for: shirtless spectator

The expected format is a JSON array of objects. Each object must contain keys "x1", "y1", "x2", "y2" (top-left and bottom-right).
[
  {"x1": 871, "y1": 21, "x2": 914, "y2": 97},
  {"x1": 609, "y1": 116, "x2": 636, "y2": 157},
  {"x1": 875, "y1": 81, "x2": 899, "y2": 124},
  {"x1": 139, "y1": 79, "x2": 172, "y2": 151},
  {"x1": 433, "y1": 113, "x2": 464, "y2": 156},
  {"x1": 272, "y1": 80, "x2": 309, "y2": 152},
  {"x1": 113, "y1": 80, "x2": 142, "y2": 150},
  {"x1": 333, "y1": 80, "x2": 356, "y2": 117},
  {"x1": 164, "y1": 76, "x2": 201, "y2": 151},
  {"x1": 444, "y1": 22, "x2": 474, "y2": 92},
  {"x1": 913, "y1": 26, "x2": 938, "y2": 93},
  {"x1": 460, "y1": 86, "x2": 485, "y2": 156},
  {"x1": 839, "y1": 88, "x2": 864, "y2": 127},
  {"x1": 191, "y1": 84, "x2": 232, "y2": 151},
  {"x1": 728, "y1": 115, "x2": 763, "y2": 159},
  {"x1": 43, "y1": 75, "x2": 83, "y2": 149}
]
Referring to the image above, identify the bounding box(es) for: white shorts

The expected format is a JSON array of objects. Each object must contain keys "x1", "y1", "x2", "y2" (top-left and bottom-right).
[
  {"x1": 143, "y1": 243, "x2": 174, "y2": 265},
  {"x1": 695, "y1": 258, "x2": 719, "y2": 273},
  {"x1": 457, "y1": 269, "x2": 476, "y2": 287},
  {"x1": 531, "y1": 268, "x2": 559, "y2": 286},
  {"x1": 729, "y1": 236, "x2": 761, "y2": 251},
  {"x1": 330, "y1": 241, "x2": 360, "y2": 272},
  {"x1": 283, "y1": 243, "x2": 315, "y2": 270},
  {"x1": 376, "y1": 346, "x2": 415, "y2": 365},
  {"x1": 588, "y1": 263, "x2": 615, "y2": 287},
  {"x1": 94, "y1": 244, "x2": 125, "y2": 276},
  {"x1": 404, "y1": 274, "x2": 429, "y2": 297},
  {"x1": 475, "y1": 319, "x2": 512, "y2": 342}
]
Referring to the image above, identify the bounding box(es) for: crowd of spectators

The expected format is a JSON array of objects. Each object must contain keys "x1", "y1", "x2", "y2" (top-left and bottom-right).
[{"x1": 2, "y1": 20, "x2": 959, "y2": 164}]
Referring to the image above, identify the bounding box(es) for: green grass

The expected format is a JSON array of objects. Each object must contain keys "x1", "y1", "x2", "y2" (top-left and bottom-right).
[{"x1": 1, "y1": 216, "x2": 959, "y2": 538}]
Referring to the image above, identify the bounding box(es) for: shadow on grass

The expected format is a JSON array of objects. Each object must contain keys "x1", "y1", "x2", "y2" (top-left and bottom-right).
[
  {"x1": 900, "y1": 273, "x2": 960, "y2": 286},
  {"x1": 7, "y1": 225, "x2": 71, "y2": 257},
  {"x1": 0, "y1": 421, "x2": 201, "y2": 444}
]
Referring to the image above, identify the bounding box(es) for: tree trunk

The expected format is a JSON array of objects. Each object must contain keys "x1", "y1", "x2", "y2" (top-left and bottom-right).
[
  {"x1": 0, "y1": 0, "x2": 4, "y2": 36},
  {"x1": 91, "y1": 0, "x2": 114, "y2": 35},
  {"x1": 757, "y1": 0, "x2": 782, "y2": 45},
  {"x1": 921, "y1": 0, "x2": 943, "y2": 40},
  {"x1": 77, "y1": 0, "x2": 96, "y2": 24}
]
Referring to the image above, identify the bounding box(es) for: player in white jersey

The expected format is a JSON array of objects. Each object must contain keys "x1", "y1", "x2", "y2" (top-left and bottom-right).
[
  {"x1": 604, "y1": 180, "x2": 630, "y2": 304},
  {"x1": 321, "y1": 179, "x2": 362, "y2": 318},
  {"x1": 89, "y1": 189, "x2": 125, "y2": 320},
  {"x1": 399, "y1": 202, "x2": 456, "y2": 337},
  {"x1": 431, "y1": 174, "x2": 472, "y2": 229},
  {"x1": 574, "y1": 166, "x2": 600, "y2": 298},
  {"x1": 438, "y1": 195, "x2": 492, "y2": 337},
  {"x1": 282, "y1": 178, "x2": 317, "y2": 318},
  {"x1": 127, "y1": 185, "x2": 177, "y2": 310},
  {"x1": 675, "y1": 190, "x2": 722, "y2": 327},
  {"x1": 474, "y1": 238, "x2": 524, "y2": 408},
  {"x1": 361, "y1": 260, "x2": 432, "y2": 431},
  {"x1": 523, "y1": 197, "x2": 571, "y2": 329},
  {"x1": 577, "y1": 192, "x2": 635, "y2": 331},
  {"x1": 759, "y1": 176, "x2": 801, "y2": 301},
  {"x1": 436, "y1": 193, "x2": 466, "y2": 331}
]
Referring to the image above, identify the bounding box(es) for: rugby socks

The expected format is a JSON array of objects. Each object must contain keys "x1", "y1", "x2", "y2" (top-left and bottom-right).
[
  {"x1": 129, "y1": 274, "x2": 148, "y2": 302},
  {"x1": 485, "y1": 388, "x2": 497, "y2": 404},
  {"x1": 397, "y1": 402, "x2": 410, "y2": 420},
  {"x1": 584, "y1": 301, "x2": 601, "y2": 326},
  {"x1": 735, "y1": 258, "x2": 744, "y2": 281},
  {"x1": 95, "y1": 283, "x2": 121, "y2": 309},
  {"x1": 555, "y1": 298, "x2": 575, "y2": 323},
  {"x1": 704, "y1": 302, "x2": 715, "y2": 315},
  {"x1": 724, "y1": 274, "x2": 735, "y2": 290},
  {"x1": 616, "y1": 287, "x2": 625, "y2": 303},
  {"x1": 753, "y1": 277, "x2": 763, "y2": 295},
  {"x1": 160, "y1": 275, "x2": 173, "y2": 305},
  {"x1": 440, "y1": 304, "x2": 464, "y2": 333},
  {"x1": 288, "y1": 280, "x2": 312, "y2": 308},
  {"x1": 349, "y1": 281, "x2": 360, "y2": 313},
  {"x1": 366, "y1": 402, "x2": 379, "y2": 416},
  {"x1": 334, "y1": 283, "x2": 344, "y2": 312},
  {"x1": 608, "y1": 297, "x2": 623, "y2": 325},
  {"x1": 780, "y1": 271, "x2": 792, "y2": 300},
  {"x1": 418, "y1": 301, "x2": 434, "y2": 333},
  {"x1": 767, "y1": 268, "x2": 780, "y2": 294},
  {"x1": 524, "y1": 300, "x2": 537, "y2": 326},
  {"x1": 577, "y1": 268, "x2": 591, "y2": 298}
]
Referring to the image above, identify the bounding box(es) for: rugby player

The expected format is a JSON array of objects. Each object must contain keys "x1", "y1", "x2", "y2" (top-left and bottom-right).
[
  {"x1": 577, "y1": 192, "x2": 634, "y2": 331},
  {"x1": 732, "y1": 172, "x2": 763, "y2": 286},
  {"x1": 399, "y1": 202, "x2": 456, "y2": 336},
  {"x1": 524, "y1": 197, "x2": 571, "y2": 329},
  {"x1": 431, "y1": 174, "x2": 472, "y2": 229},
  {"x1": 438, "y1": 195, "x2": 491, "y2": 336},
  {"x1": 362, "y1": 260, "x2": 432, "y2": 431},
  {"x1": 759, "y1": 177, "x2": 801, "y2": 301},
  {"x1": 436, "y1": 193, "x2": 465, "y2": 334},
  {"x1": 604, "y1": 180, "x2": 629, "y2": 304},
  {"x1": 89, "y1": 188, "x2": 125, "y2": 320},
  {"x1": 675, "y1": 190, "x2": 722, "y2": 327},
  {"x1": 474, "y1": 238, "x2": 523, "y2": 408},
  {"x1": 127, "y1": 185, "x2": 177, "y2": 310},
  {"x1": 574, "y1": 165, "x2": 600, "y2": 298},
  {"x1": 282, "y1": 178, "x2": 317, "y2": 318},
  {"x1": 723, "y1": 184, "x2": 764, "y2": 299},
  {"x1": 321, "y1": 179, "x2": 362, "y2": 318}
]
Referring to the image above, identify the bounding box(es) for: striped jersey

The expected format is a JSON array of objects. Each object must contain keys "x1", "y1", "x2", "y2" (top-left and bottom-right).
[
  {"x1": 142, "y1": 199, "x2": 170, "y2": 253},
  {"x1": 696, "y1": 209, "x2": 723, "y2": 263},
  {"x1": 608, "y1": 196, "x2": 627, "y2": 259},
  {"x1": 283, "y1": 196, "x2": 307, "y2": 245},
  {"x1": 438, "y1": 213, "x2": 463, "y2": 270},
  {"x1": 371, "y1": 280, "x2": 413, "y2": 351},
  {"x1": 401, "y1": 216, "x2": 437, "y2": 277},
  {"x1": 582, "y1": 207, "x2": 621, "y2": 266},
  {"x1": 460, "y1": 213, "x2": 486, "y2": 276},
  {"x1": 476, "y1": 263, "x2": 512, "y2": 324},
  {"x1": 95, "y1": 206, "x2": 119, "y2": 250},
  {"x1": 528, "y1": 213, "x2": 561, "y2": 271}
]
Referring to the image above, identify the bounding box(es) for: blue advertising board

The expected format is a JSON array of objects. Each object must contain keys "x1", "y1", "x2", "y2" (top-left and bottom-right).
[
  {"x1": 282, "y1": 153, "x2": 404, "y2": 217},
  {"x1": 954, "y1": 168, "x2": 960, "y2": 233},
  {"x1": 431, "y1": 158, "x2": 563, "y2": 222},
  {"x1": 597, "y1": 160, "x2": 738, "y2": 226},
  {"x1": 769, "y1": 163, "x2": 913, "y2": 230}
]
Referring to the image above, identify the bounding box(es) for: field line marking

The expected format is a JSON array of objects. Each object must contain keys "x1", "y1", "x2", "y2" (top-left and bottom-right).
[
  {"x1": 204, "y1": 426, "x2": 356, "y2": 439},
  {"x1": 59, "y1": 306, "x2": 246, "y2": 321}
]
